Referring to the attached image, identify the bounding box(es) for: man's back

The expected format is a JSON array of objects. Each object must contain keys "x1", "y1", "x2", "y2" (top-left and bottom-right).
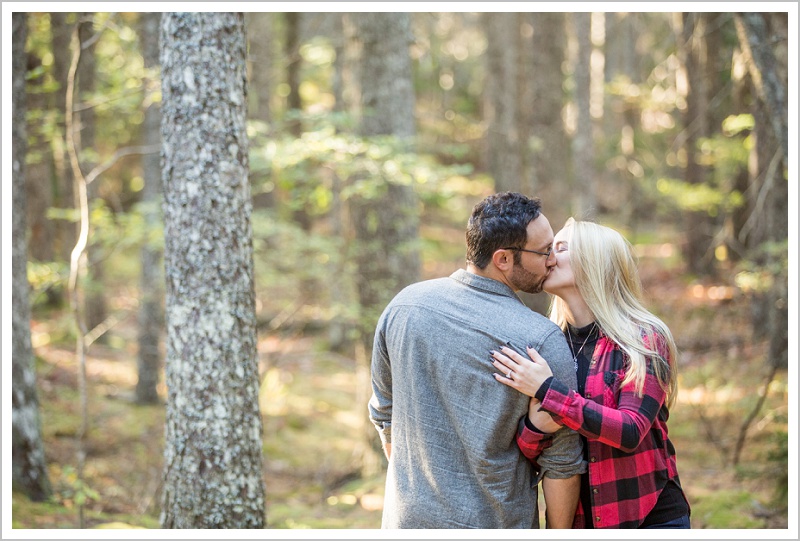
[{"x1": 369, "y1": 269, "x2": 583, "y2": 528}]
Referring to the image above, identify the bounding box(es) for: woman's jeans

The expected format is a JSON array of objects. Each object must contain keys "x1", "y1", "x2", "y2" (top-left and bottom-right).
[{"x1": 640, "y1": 515, "x2": 691, "y2": 529}]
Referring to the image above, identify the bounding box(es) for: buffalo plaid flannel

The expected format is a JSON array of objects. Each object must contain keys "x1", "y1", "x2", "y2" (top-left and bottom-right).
[{"x1": 516, "y1": 329, "x2": 689, "y2": 528}]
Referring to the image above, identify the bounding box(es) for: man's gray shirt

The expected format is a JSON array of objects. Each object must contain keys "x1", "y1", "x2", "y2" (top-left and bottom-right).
[{"x1": 369, "y1": 269, "x2": 586, "y2": 529}]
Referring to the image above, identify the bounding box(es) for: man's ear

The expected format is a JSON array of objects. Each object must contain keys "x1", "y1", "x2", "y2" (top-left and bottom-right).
[{"x1": 492, "y1": 248, "x2": 513, "y2": 271}]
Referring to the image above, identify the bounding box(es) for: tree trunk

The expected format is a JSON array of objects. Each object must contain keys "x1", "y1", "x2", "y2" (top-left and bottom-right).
[
  {"x1": 483, "y1": 12, "x2": 522, "y2": 193},
  {"x1": 244, "y1": 12, "x2": 276, "y2": 210},
  {"x1": 529, "y1": 12, "x2": 568, "y2": 203},
  {"x1": 680, "y1": 13, "x2": 717, "y2": 276},
  {"x1": 339, "y1": 13, "x2": 361, "y2": 116},
  {"x1": 735, "y1": 13, "x2": 789, "y2": 164},
  {"x1": 25, "y1": 14, "x2": 56, "y2": 266},
  {"x1": 519, "y1": 11, "x2": 570, "y2": 317},
  {"x1": 284, "y1": 12, "x2": 303, "y2": 137},
  {"x1": 734, "y1": 12, "x2": 788, "y2": 369},
  {"x1": 351, "y1": 12, "x2": 420, "y2": 476},
  {"x1": 601, "y1": 13, "x2": 647, "y2": 225},
  {"x1": 282, "y1": 12, "x2": 317, "y2": 267},
  {"x1": 353, "y1": 11, "x2": 419, "y2": 328},
  {"x1": 136, "y1": 12, "x2": 163, "y2": 405},
  {"x1": 245, "y1": 12, "x2": 273, "y2": 126},
  {"x1": 160, "y1": 12, "x2": 266, "y2": 528},
  {"x1": 12, "y1": 11, "x2": 53, "y2": 503},
  {"x1": 571, "y1": 12, "x2": 596, "y2": 217},
  {"x1": 327, "y1": 13, "x2": 352, "y2": 351}
]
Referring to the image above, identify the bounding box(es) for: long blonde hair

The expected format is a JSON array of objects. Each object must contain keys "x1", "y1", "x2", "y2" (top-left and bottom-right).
[{"x1": 549, "y1": 218, "x2": 679, "y2": 408}]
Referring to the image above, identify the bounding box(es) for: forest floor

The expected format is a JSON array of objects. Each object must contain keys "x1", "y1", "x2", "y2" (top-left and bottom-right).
[{"x1": 9, "y1": 233, "x2": 791, "y2": 532}]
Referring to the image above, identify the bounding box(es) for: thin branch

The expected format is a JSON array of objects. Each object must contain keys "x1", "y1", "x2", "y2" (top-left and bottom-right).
[
  {"x1": 732, "y1": 363, "x2": 779, "y2": 466},
  {"x1": 737, "y1": 147, "x2": 782, "y2": 245},
  {"x1": 84, "y1": 308, "x2": 133, "y2": 347},
  {"x1": 85, "y1": 144, "x2": 160, "y2": 186},
  {"x1": 691, "y1": 403, "x2": 729, "y2": 461},
  {"x1": 64, "y1": 20, "x2": 89, "y2": 530},
  {"x1": 72, "y1": 86, "x2": 146, "y2": 113}
]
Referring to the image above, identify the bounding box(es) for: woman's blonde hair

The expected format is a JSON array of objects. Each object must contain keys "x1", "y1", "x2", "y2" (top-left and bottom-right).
[{"x1": 549, "y1": 218, "x2": 679, "y2": 408}]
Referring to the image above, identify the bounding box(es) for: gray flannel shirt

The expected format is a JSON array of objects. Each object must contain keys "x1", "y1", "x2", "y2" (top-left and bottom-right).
[{"x1": 369, "y1": 269, "x2": 586, "y2": 529}]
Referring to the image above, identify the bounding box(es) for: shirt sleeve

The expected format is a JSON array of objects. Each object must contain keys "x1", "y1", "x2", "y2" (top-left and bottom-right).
[
  {"x1": 532, "y1": 328, "x2": 587, "y2": 480},
  {"x1": 540, "y1": 337, "x2": 669, "y2": 453},
  {"x1": 367, "y1": 309, "x2": 393, "y2": 445},
  {"x1": 516, "y1": 416, "x2": 554, "y2": 463}
]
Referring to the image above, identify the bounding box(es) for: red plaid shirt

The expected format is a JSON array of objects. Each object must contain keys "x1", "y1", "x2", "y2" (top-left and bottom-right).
[{"x1": 516, "y1": 330, "x2": 689, "y2": 528}]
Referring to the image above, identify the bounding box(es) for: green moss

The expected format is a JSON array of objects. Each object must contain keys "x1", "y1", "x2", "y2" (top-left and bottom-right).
[{"x1": 690, "y1": 490, "x2": 767, "y2": 529}]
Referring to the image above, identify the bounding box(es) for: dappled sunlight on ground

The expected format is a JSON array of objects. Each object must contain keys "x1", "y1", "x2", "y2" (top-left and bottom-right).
[
  {"x1": 15, "y1": 228, "x2": 789, "y2": 529},
  {"x1": 681, "y1": 384, "x2": 747, "y2": 406}
]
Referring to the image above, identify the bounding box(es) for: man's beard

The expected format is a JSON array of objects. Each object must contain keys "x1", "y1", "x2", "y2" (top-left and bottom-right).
[{"x1": 510, "y1": 265, "x2": 547, "y2": 295}]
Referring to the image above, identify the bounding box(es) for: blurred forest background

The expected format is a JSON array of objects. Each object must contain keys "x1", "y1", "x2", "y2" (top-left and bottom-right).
[{"x1": 8, "y1": 9, "x2": 793, "y2": 531}]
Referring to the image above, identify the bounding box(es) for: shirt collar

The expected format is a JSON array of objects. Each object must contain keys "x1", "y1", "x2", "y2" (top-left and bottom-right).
[{"x1": 450, "y1": 268, "x2": 523, "y2": 302}]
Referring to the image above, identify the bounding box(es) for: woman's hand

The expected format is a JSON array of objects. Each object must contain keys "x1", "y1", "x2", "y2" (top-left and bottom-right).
[{"x1": 491, "y1": 345, "x2": 554, "y2": 398}]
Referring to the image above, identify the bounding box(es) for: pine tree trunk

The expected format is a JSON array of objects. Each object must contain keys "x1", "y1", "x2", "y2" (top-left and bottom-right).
[
  {"x1": 571, "y1": 12, "x2": 596, "y2": 216},
  {"x1": 159, "y1": 12, "x2": 266, "y2": 528},
  {"x1": 245, "y1": 12, "x2": 273, "y2": 126},
  {"x1": 734, "y1": 13, "x2": 789, "y2": 369},
  {"x1": 12, "y1": 12, "x2": 53, "y2": 503},
  {"x1": 528, "y1": 12, "x2": 568, "y2": 202},
  {"x1": 25, "y1": 15, "x2": 56, "y2": 266},
  {"x1": 136, "y1": 12, "x2": 163, "y2": 405},
  {"x1": 681, "y1": 13, "x2": 717, "y2": 276},
  {"x1": 483, "y1": 12, "x2": 522, "y2": 193},
  {"x1": 351, "y1": 12, "x2": 420, "y2": 476}
]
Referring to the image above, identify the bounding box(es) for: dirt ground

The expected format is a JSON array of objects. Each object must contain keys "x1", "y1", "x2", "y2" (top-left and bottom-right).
[{"x1": 11, "y1": 248, "x2": 791, "y2": 530}]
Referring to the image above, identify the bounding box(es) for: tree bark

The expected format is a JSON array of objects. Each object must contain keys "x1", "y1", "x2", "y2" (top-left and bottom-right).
[
  {"x1": 284, "y1": 12, "x2": 303, "y2": 137},
  {"x1": 529, "y1": 12, "x2": 568, "y2": 201},
  {"x1": 136, "y1": 12, "x2": 163, "y2": 405},
  {"x1": 483, "y1": 12, "x2": 522, "y2": 193},
  {"x1": 160, "y1": 12, "x2": 266, "y2": 528},
  {"x1": 680, "y1": 13, "x2": 717, "y2": 276},
  {"x1": 353, "y1": 12, "x2": 419, "y2": 327},
  {"x1": 734, "y1": 13, "x2": 788, "y2": 369},
  {"x1": 571, "y1": 12, "x2": 596, "y2": 216},
  {"x1": 12, "y1": 11, "x2": 53, "y2": 503},
  {"x1": 245, "y1": 12, "x2": 273, "y2": 126},
  {"x1": 25, "y1": 14, "x2": 56, "y2": 266},
  {"x1": 351, "y1": 12, "x2": 420, "y2": 476},
  {"x1": 734, "y1": 13, "x2": 789, "y2": 164}
]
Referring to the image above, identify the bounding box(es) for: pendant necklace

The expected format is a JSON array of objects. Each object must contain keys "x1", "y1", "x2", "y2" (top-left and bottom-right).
[{"x1": 567, "y1": 323, "x2": 596, "y2": 372}]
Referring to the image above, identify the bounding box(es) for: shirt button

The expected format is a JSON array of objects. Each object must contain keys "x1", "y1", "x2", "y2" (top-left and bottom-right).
[
  {"x1": 589, "y1": 457, "x2": 596, "y2": 463},
  {"x1": 586, "y1": 393, "x2": 591, "y2": 398},
  {"x1": 595, "y1": 516, "x2": 601, "y2": 522},
  {"x1": 592, "y1": 488, "x2": 598, "y2": 494}
]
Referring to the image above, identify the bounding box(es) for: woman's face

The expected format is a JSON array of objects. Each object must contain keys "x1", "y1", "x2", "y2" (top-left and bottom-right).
[{"x1": 542, "y1": 226, "x2": 575, "y2": 295}]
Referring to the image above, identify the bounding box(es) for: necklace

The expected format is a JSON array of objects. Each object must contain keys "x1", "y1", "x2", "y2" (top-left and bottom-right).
[{"x1": 566, "y1": 323, "x2": 596, "y2": 372}]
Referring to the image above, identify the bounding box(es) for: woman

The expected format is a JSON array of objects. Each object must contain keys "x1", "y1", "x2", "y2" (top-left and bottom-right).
[{"x1": 490, "y1": 218, "x2": 690, "y2": 529}]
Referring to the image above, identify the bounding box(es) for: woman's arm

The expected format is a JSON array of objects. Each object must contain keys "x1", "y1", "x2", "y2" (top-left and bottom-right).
[
  {"x1": 542, "y1": 475, "x2": 581, "y2": 528},
  {"x1": 493, "y1": 343, "x2": 667, "y2": 453}
]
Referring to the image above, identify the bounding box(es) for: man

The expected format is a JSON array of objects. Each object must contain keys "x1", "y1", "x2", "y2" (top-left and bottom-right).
[{"x1": 369, "y1": 191, "x2": 585, "y2": 529}]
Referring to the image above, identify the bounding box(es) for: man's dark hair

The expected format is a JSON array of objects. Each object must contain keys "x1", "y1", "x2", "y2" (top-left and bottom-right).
[{"x1": 465, "y1": 192, "x2": 542, "y2": 269}]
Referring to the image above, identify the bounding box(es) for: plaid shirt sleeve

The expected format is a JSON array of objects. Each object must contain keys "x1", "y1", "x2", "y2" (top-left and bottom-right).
[
  {"x1": 539, "y1": 335, "x2": 667, "y2": 452},
  {"x1": 515, "y1": 415, "x2": 554, "y2": 466}
]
